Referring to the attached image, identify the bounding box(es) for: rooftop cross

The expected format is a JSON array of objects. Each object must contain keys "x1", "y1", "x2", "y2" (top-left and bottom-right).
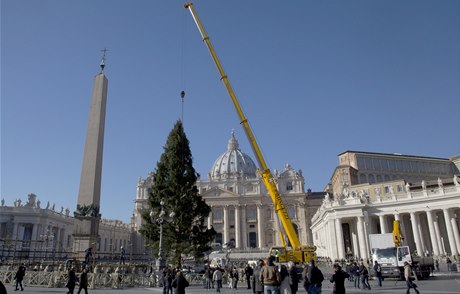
[{"x1": 100, "y1": 48, "x2": 109, "y2": 73}]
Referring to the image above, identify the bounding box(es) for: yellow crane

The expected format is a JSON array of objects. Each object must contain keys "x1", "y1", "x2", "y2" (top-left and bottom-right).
[{"x1": 184, "y1": 2, "x2": 316, "y2": 263}]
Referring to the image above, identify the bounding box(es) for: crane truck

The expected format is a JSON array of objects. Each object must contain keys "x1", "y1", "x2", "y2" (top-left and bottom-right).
[
  {"x1": 370, "y1": 220, "x2": 434, "y2": 279},
  {"x1": 184, "y1": 2, "x2": 316, "y2": 263}
]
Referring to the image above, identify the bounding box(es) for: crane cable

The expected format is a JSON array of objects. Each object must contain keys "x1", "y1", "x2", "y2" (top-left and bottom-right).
[{"x1": 180, "y1": 8, "x2": 188, "y2": 123}]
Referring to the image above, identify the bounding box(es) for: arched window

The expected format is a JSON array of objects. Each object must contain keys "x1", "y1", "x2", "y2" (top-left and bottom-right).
[
  {"x1": 368, "y1": 174, "x2": 376, "y2": 183},
  {"x1": 359, "y1": 174, "x2": 367, "y2": 183}
]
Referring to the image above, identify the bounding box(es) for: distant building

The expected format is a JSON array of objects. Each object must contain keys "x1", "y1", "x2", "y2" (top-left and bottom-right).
[
  {"x1": 0, "y1": 193, "x2": 134, "y2": 262},
  {"x1": 133, "y1": 145, "x2": 460, "y2": 261},
  {"x1": 313, "y1": 151, "x2": 460, "y2": 260}
]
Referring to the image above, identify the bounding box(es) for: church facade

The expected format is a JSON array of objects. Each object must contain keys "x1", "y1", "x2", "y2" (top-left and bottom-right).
[{"x1": 133, "y1": 138, "x2": 460, "y2": 262}]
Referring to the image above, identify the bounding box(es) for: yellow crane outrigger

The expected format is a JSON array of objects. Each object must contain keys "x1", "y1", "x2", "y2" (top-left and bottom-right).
[{"x1": 184, "y1": 2, "x2": 316, "y2": 263}]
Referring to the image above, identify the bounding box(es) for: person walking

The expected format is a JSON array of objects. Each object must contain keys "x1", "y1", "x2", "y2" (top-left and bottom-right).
[
  {"x1": 77, "y1": 268, "x2": 88, "y2": 294},
  {"x1": 373, "y1": 261, "x2": 382, "y2": 287},
  {"x1": 279, "y1": 264, "x2": 291, "y2": 294},
  {"x1": 404, "y1": 262, "x2": 420, "y2": 294},
  {"x1": 306, "y1": 259, "x2": 324, "y2": 294},
  {"x1": 351, "y1": 262, "x2": 360, "y2": 288},
  {"x1": 66, "y1": 267, "x2": 77, "y2": 294},
  {"x1": 212, "y1": 267, "x2": 223, "y2": 293},
  {"x1": 288, "y1": 262, "x2": 299, "y2": 294},
  {"x1": 84, "y1": 247, "x2": 92, "y2": 265},
  {"x1": 245, "y1": 263, "x2": 254, "y2": 289},
  {"x1": 120, "y1": 246, "x2": 126, "y2": 264},
  {"x1": 230, "y1": 268, "x2": 239, "y2": 289},
  {"x1": 0, "y1": 280, "x2": 7, "y2": 294},
  {"x1": 329, "y1": 263, "x2": 349, "y2": 294},
  {"x1": 163, "y1": 267, "x2": 173, "y2": 294},
  {"x1": 358, "y1": 262, "x2": 371, "y2": 290},
  {"x1": 260, "y1": 256, "x2": 281, "y2": 294},
  {"x1": 252, "y1": 259, "x2": 264, "y2": 294},
  {"x1": 171, "y1": 271, "x2": 189, "y2": 294},
  {"x1": 14, "y1": 263, "x2": 26, "y2": 291},
  {"x1": 204, "y1": 267, "x2": 212, "y2": 290}
]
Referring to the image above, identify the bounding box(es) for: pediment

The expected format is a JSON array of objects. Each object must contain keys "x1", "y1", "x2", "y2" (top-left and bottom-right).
[{"x1": 201, "y1": 187, "x2": 239, "y2": 198}]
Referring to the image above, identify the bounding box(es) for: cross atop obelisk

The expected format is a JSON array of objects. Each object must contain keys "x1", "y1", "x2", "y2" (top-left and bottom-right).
[
  {"x1": 73, "y1": 51, "x2": 109, "y2": 260},
  {"x1": 100, "y1": 48, "x2": 108, "y2": 73}
]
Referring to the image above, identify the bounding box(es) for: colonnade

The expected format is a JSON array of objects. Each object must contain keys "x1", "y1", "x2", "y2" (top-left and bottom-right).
[{"x1": 329, "y1": 207, "x2": 460, "y2": 261}]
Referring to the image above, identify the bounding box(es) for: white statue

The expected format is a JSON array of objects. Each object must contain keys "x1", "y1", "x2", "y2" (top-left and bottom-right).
[
  {"x1": 437, "y1": 178, "x2": 443, "y2": 189},
  {"x1": 421, "y1": 180, "x2": 426, "y2": 190},
  {"x1": 374, "y1": 187, "x2": 381, "y2": 197},
  {"x1": 389, "y1": 186, "x2": 394, "y2": 195},
  {"x1": 324, "y1": 193, "x2": 330, "y2": 202},
  {"x1": 405, "y1": 182, "x2": 410, "y2": 192}
]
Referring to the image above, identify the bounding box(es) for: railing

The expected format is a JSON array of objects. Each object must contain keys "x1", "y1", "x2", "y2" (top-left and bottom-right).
[{"x1": 0, "y1": 269, "x2": 158, "y2": 289}]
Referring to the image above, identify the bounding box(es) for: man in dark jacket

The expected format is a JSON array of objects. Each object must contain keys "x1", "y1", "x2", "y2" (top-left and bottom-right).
[
  {"x1": 373, "y1": 260, "x2": 383, "y2": 287},
  {"x1": 306, "y1": 259, "x2": 324, "y2": 294},
  {"x1": 288, "y1": 262, "x2": 300, "y2": 294},
  {"x1": 330, "y1": 263, "x2": 349, "y2": 294},
  {"x1": 66, "y1": 267, "x2": 77, "y2": 294},
  {"x1": 245, "y1": 264, "x2": 254, "y2": 289},
  {"x1": 77, "y1": 268, "x2": 89, "y2": 294},
  {"x1": 14, "y1": 263, "x2": 26, "y2": 291},
  {"x1": 171, "y1": 271, "x2": 189, "y2": 294}
]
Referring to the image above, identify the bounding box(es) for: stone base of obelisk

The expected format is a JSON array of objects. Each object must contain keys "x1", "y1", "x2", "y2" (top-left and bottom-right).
[{"x1": 72, "y1": 217, "x2": 100, "y2": 262}]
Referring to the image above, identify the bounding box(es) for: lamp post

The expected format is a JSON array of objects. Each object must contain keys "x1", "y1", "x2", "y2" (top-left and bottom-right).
[{"x1": 150, "y1": 201, "x2": 175, "y2": 270}]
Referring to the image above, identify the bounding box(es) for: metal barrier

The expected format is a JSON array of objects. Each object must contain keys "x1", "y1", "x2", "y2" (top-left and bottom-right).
[{"x1": 0, "y1": 269, "x2": 158, "y2": 289}]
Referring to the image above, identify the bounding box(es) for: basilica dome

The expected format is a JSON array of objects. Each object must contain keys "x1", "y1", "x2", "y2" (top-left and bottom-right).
[{"x1": 210, "y1": 132, "x2": 257, "y2": 179}]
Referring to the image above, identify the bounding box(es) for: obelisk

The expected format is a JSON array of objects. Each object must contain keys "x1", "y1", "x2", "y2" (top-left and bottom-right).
[{"x1": 73, "y1": 50, "x2": 109, "y2": 259}]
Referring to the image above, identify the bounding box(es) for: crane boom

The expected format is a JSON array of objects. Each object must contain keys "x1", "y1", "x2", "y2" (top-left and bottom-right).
[{"x1": 184, "y1": 2, "x2": 300, "y2": 248}]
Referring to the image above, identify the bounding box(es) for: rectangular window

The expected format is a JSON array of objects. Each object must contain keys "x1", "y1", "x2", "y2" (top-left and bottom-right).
[
  {"x1": 213, "y1": 208, "x2": 223, "y2": 222},
  {"x1": 247, "y1": 208, "x2": 256, "y2": 221},
  {"x1": 228, "y1": 187, "x2": 233, "y2": 192},
  {"x1": 288, "y1": 207, "x2": 296, "y2": 219},
  {"x1": 286, "y1": 182, "x2": 293, "y2": 191},
  {"x1": 267, "y1": 208, "x2": 273, "y2": 220},
  {"x1": 384, "y1": 186, "x2": 390, "y2": 194}
]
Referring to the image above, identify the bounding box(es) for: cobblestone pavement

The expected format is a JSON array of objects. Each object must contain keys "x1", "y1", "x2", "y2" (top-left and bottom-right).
[{"x1": 4, "y1": 271, "x2": 460, "y2": 294}]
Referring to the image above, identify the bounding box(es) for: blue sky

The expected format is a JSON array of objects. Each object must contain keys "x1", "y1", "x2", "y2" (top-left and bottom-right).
[{"x1": 2, "y1": 1, "x2": 459, "y2": 223}]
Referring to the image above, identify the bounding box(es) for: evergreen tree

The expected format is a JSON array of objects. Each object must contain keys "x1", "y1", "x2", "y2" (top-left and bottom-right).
[{"x1": 141, "y1": 120, "x2": 216, "y2": 268}]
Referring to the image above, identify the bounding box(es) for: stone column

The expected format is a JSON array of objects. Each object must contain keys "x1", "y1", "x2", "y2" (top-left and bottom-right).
[
  {"x1": 410, "y1": 212, "x2": 423, "y2": 255},
  {"x1": 257, "y1": 205, "x2": 265, "y2": 248},
  {"x1": 379, "y1": 215, "x2": 388, "y2": 234},
  {"x1": 207, "y1": 208, "x2": 213, "y2": 229},
  {"x1": 433, "y1": 213, "x2": 445, "y2": 255},
  {"x1": 328, "y1": 219, "x2": 338, "y2": 261},
  {"x1": 351, "y1": 219, "x2": 360, "y2": 259},
  {"x1": 241, "y1": 205, "x2": 247, "y2": 248},
  {"x1": 235, "y1": 205, "x2": 241, "y2": 248},
  {"x1": 451, "y1": 215, "x2": 460, "y2": 256},
  {"x1": 357, "y1": 216, "x2": 367, "y2": 259},
  {"x1": 335, "y1": 218, "x2": 345, "y2": 260},
  {"x1": 443, "y1": 209, "x2": 459, "y2": 255},
  {"x1": 31, "y1": 224, "x2": 38, "y2": 242},
  {"x1": 426, "y1": 210, "x2": 440, "y2": 255},
  {"x1": 223, "y1": 206, "x2": 229, "y2": 245}
]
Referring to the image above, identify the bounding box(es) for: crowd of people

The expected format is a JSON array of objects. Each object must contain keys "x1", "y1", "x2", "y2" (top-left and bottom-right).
[{"x1": 3, "y1": 254, "x2": 457, "y2": 294}]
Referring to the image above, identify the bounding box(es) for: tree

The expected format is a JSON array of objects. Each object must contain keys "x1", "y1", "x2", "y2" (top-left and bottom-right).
[{"x1": 141, "y1": 120, "x2": 216, "y2": 268}]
